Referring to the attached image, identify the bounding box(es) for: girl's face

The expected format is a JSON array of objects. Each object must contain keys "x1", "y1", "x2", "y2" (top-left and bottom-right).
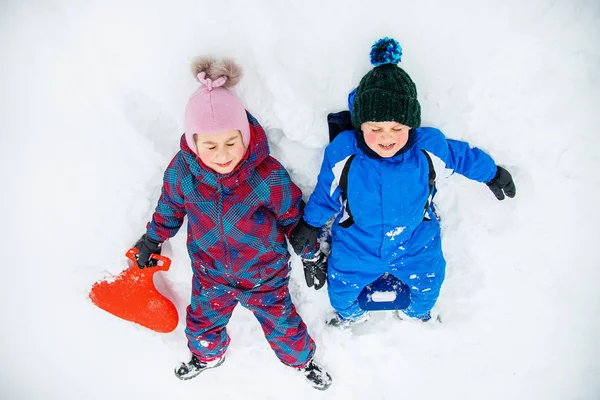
[
  {"x1": 194, "y1": 130, "x2": 246, "y2": 174},
  {"x1": 361, "y1": 121, "x2": 411, "y2": 158}
]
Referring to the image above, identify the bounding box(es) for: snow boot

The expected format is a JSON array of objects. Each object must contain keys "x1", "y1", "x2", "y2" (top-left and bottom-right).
[
  {"x1": 174, "y1": 354, "x2": 225, "y2": 380},
  {"x1": 395, "y1": 310, "x2": 442, "y2": 323},
  {"x1": 420, "y1": 312, "x2": 440, "y2": 323},
  {"x1": 326, "y1": 311, "x2": 370, "y2": 328},
  {"x1": 297, "y1": 359, "x2": 332, "y2": 391}
]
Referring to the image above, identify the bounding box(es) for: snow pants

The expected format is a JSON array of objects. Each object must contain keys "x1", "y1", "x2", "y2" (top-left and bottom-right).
[
  {"x1": 327, "y1": 219, "x2": 446, "y2": 320},
  {"x1": 185, "y1": 265, "x2": 315, "y2": 367}
]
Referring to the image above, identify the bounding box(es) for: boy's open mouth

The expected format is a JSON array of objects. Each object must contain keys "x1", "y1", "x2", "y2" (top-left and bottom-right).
[{"x1": 378, "y1": 143, "x2": 396, "y2": 150}]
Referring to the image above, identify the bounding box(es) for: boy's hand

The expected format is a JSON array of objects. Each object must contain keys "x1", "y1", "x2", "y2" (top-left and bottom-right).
[
  {"x1": 290, "y1": 219, "x2": 319, "y2": 255},
  {"x1": 487, "y1": 166, "x2": 516, "y2": 200},
  {"x1": 133, "y1": 234, "x2": 162, "y2": 268},
  {"x1": 302, "y1": 251, "x2": 328, "y2": 290}
]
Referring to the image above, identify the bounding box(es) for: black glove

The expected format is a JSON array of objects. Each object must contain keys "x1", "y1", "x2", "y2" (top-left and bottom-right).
[
  {"x1": 302, "y1": 251, "x2": 328, "y2": 290},
  {"x1": 133, "y1": 234, "x2": 162, "y2": 268},
  {"x1": 289, "y1": 218, "x2": 320, "y2": 255},
  {"x1": 487, "y1": 166, "x2": 516, "y2": 200}
]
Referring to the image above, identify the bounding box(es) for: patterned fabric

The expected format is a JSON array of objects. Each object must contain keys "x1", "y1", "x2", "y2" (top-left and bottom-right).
[
  {"x1": 147, "y1": 112, "x2": 303, "y2": 283},
  {"x1": 186, "y1": 267, "x2": 315, "y2": 367},
  {"x1": 146, "y1": 112, "x2": 314, "y2": 362}
]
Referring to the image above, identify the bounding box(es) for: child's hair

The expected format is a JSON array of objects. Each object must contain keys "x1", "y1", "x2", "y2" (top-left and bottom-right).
[{"x1": 184, "y1": 57, "x2": 250, "y2": 153}]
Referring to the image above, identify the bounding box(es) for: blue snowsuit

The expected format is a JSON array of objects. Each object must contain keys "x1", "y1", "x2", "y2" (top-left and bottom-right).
[{"x1": 303, "y1": 125, "x2": 498, "y2": 319}]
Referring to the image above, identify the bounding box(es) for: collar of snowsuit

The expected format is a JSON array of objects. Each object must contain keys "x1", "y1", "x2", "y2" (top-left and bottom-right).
[{"x1": 178, "y1": 111, "x2": 270, "y2": 190}]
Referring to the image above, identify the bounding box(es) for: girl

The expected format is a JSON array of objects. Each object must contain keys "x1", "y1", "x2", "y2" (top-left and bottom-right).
[
  {"x1": 134, "y1": 57, "x2": 331, "y2": 390},
  {"x1": 291, "y1": 38, "x2": 516, "y2": 326}
]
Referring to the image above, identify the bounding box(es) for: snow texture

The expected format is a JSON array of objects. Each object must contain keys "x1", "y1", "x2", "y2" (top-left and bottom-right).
[{"x1": 1, "y1": 0, "x2": 600, "y2": 399}]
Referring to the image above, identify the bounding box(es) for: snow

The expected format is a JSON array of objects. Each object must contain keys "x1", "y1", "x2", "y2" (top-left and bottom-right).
[
  {"x1": 1, "y1": 0, "x2": 600, "y2": 399},
  {"x1": 385, "y1": 226, "x2": 405, "y2": 240}
]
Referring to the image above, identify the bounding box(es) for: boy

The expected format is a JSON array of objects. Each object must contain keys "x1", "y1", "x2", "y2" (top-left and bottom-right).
[{"x1": 291, "y1": 38, "x2": 516, "y2": 325}]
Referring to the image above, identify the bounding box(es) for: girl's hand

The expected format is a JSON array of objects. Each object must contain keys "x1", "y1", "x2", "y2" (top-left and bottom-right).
[
  {"x1": 290, "y1": 219, "x2": 319, "y2": 255},
  {"x1": 133, "y1": 234, "x2": 162, "y2": 268}
]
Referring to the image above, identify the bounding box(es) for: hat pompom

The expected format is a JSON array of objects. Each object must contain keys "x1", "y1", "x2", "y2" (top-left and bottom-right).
[
  {"x1": 191, "y1": 57, "x2": 242, "y2": 89},
  {"x1": 192, "y1": 57, "x2": 216, "y2": 80},
  {"x1": 209, "y1": 58, "x2": 242, "y2": 89},
  {"x1": 370, "y1": 37, "x2": 402, "y2": 66}
]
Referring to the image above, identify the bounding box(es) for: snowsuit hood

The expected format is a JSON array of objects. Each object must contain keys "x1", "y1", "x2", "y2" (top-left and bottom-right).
[{"x1": 179, "y1": 112, "x2": 270, "y2": 190}]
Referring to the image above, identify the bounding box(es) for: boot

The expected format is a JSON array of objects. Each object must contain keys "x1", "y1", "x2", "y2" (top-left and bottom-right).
[
  {"x1": 174, "y1": 354, "x2": 225, "y2": 380},
  {"x1": 297, "y1": 359, "x2": 332, "y2": 391},
  {"x1": 326, "y1": 311, "x2": 370, "y2": 328},
  {"x1": 395, "y1": 310, "x2": 442, "y2": 323}
]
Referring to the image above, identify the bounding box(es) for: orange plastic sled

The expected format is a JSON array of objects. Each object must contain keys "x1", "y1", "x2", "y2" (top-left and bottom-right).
[{"x1": 89, "y1": 248, "x2": 179, "y2": 333}]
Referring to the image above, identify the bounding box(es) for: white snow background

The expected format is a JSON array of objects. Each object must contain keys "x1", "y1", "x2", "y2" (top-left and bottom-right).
[{"x1": 1, "y1": 0, "x2": 599, "y2": 399}]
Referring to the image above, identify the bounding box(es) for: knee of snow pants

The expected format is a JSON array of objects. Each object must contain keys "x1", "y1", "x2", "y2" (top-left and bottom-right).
[
  {"x1": 239, "y1": 274, "x2": 315, "y2": 367},
  {"x1": 185, "y1": 269, "x2": 315, "y2": 367},
  {"x1": 388, "y1": 221, "x2": 446, "y2": 319},
  {"x1": 327, "y1": 260, "x2": 383, "y2": 320},
  {"x1": 399, "y1": 262, "x2": 446, "y2": 319},
  {"x1": 185, "y1": 274, "x2": 237, "y2": 361}
]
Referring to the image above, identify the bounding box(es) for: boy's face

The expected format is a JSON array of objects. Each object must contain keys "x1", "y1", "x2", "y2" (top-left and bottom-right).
[
  {"x1": 194, "y1": 130, "x2": 246, "y2": 174},
  {"x1": 361, "y1": 121, "x2": 410, "y2": 158}
]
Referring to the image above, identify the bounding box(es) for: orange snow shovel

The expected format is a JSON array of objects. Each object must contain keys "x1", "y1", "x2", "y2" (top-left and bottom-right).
[{"x1": 89, "y1": 248, "x2": 179, "y2": 333}]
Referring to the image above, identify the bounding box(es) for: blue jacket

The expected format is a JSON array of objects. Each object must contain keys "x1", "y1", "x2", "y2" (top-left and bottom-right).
[{"x1": 303, "y1": 127, "x2": 498, "y2": 265}]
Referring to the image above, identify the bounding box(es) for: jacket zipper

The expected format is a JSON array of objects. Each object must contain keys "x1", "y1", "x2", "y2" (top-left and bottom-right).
[
  {"x1": 217, "y1": 181, "x2": 232, "y2": 273},
  {"x1": 379, "y1": 154, "x2": 404, "y2": 258},
  {"x1": 377, "y1": 159, "x2": 384, "y2": 258}
]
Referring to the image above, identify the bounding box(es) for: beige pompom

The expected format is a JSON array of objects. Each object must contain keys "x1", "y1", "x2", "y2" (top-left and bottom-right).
[
  {"x1": 191, "y1": 56, "x2": 216, "y2": 81},
  {"x1": 209, "y1": 58, "x2": 242, "y2": 88}
]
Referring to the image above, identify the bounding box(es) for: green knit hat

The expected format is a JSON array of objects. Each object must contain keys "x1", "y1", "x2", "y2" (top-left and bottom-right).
[{"x1": 352, "y1": 37, "x2": 421, "y2": 129}]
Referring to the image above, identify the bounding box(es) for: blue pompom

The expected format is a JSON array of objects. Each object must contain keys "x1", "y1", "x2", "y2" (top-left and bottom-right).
[{"x1": 370, "y1": 37, "x2": 402, "y2": 66}]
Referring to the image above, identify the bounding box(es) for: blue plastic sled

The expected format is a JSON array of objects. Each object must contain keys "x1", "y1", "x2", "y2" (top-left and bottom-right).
[{"x1": 357, "y1": 273, "x2": 411, "y2": 311}]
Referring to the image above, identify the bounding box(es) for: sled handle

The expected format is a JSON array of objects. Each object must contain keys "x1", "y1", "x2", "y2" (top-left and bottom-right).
[{"x1": 125, "y1": 248, "x2": 171, "y2": 271}]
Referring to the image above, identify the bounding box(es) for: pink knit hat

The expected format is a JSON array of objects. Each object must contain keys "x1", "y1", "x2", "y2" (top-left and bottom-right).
[{"x1": 184, "y1": 57, "x2": 250, "y2": 154}]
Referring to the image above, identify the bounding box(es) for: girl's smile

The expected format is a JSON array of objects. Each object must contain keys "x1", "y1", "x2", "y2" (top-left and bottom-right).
[
  {"x1": 215, "y1": 160, "x2": 233, "y2": 168},
  {"x1": 194, "y1": 129, "x2": 247, "y2": 174}
]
